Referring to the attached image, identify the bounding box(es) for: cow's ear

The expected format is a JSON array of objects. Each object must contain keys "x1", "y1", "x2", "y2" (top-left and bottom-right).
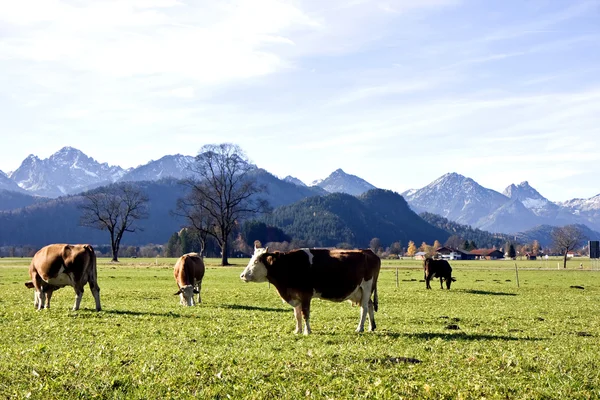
[
  {"x1": 254, "y1": 240, "x2": 262, "y2": 250},
  {"x1": 265, "y1": 246, "x2": 269, "y2": 252},
  {"x1": 266, "y1": 255, "x2": 274, "y2": 265},
  {"x1": 173, "y1": 289, "x2": 181, "y2": 295}
]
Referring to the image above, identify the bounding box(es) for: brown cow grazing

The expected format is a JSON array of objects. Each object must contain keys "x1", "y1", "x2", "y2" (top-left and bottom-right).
[
  {"x1": 24, "y1": 244, "x2": 101, "y2": 311},
  {"x1": 173, "y1": 252, "x2": 205, "y2": 306},
  {"x1": 240, "y1": 243, "x2": 381, "y2": 334},
  {"x1": 424, "y1": 257, "x2": 456, "y2": 289}
]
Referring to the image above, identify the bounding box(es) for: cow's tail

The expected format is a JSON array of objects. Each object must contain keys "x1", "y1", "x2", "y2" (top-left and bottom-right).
[
  {"x1": 451, "y1": 277, "x2": 457, "y2": 282},
  {"x1": 373, "y1": 283, "x2": 378, "y2": 312}
]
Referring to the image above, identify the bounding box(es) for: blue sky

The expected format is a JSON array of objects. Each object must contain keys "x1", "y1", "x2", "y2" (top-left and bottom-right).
[{"x1": 0, "y1": 0, "x2": 599, "y2": 202}]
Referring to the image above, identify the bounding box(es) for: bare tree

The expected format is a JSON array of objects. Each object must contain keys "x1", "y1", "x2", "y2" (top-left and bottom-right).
[
  {"x1": 551, "y1": 225, "x2": 586, "y2": 269},
  {"x1": 445, "y1": 235, "x2": 463, "y2": 249},
  {"x1": 177, "y1": 143, "x2": 269, "y2": 266},
  {"x1": 80, "y1": 183, "x2": 149, "y2": 262},
  {"x1": 175, "y1": 196, "x2": 211, "y2": 256},
  {"x1": 369, "y1": 237, "x2": 382, "y2": 254}
]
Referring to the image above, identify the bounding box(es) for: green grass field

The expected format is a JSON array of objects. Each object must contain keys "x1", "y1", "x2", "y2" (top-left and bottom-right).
[{"x1": 1, "y1": 257, "x2": 600, "y2": 399}]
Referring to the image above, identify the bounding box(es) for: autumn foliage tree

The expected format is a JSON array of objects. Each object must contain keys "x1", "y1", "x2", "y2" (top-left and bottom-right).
[
  {"x1": 532, "y1": 240, "x2": 541, "y2": 255},
  {"x1": 406, "y1": 241, "x2": 417, "y2": 257}
]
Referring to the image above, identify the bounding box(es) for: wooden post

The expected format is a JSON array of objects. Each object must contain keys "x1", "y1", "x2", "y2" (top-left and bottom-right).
[
  {"x1": 514, "y1": 262, "x2": 519, "y2": 288},
  {"x1": 395, "y1": 268, "x2": 399, "y2": 288}
]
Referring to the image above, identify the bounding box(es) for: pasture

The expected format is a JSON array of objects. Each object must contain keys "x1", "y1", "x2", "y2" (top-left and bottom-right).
[{"x1": 1, "y1": 257, "x2": 600, "y2": 399}]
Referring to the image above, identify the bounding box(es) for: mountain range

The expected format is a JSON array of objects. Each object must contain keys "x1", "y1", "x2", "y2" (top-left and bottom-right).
[
  {"x1": 1, "y1": 147, "x2": 599, "y2": 237},
  {"x1": 1, "y1": 147, "x2": 374, "y2": 199},
  {"x1": 402, "y1": 173, "x2": 600, "y2": 234}
]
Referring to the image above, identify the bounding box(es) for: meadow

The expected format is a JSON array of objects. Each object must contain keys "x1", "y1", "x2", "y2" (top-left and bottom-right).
[{"x1": 1, "y1": 256, "x2": 600, "y2": 399}]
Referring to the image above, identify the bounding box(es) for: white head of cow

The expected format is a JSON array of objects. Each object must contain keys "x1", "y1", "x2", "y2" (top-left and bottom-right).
[
  {"x1": 240, "y1": 245, "x2": 269, "y2": 283},
  {"x1": 174, "y1": 285, "x2": 198, "y2": 306}
]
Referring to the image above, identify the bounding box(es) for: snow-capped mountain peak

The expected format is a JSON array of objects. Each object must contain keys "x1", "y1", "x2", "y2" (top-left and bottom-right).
[
  {"x1": 118, "y1": 154, "x2": 195, "y2": 182},
  {"x1": 0, "y1": 169, "x2": 25, "y2": 193},
  {"x1": 559, "y1": 194, "x2": 600, "y2": 212},
  {"x1": 283, "y1": 176, "x2": 307, "y2": 187},
  {"x1": 403, "y1": 172, "x2": 510, "y2": 226},
  {"x1": 10, "y1": 147, "x2": 125, "y2": 197},
  {"x1": 502, "y1": 181, "x2": 558, "y2": 218},
  {"x1": 313, "y1": 168, "x2": 376, "y2": 196}
]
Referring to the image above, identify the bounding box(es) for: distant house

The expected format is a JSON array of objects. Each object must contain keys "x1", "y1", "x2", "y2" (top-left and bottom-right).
[
  {"x1": 414, "y1": 251, "x2": 427, "y2": 260},
  {"x1": 436, "y1": 246, "x2": 476, "y2": 260},
  {"x1": 525, "y1": 253, "x2": 537, "y2": 260},
  {"x1": 470, "y1": 249, "x2": 505, "y2": 260}
]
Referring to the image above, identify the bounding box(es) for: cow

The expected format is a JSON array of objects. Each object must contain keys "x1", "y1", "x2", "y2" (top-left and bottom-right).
[
  {"x1": 424, "y1": 257, "x2": 456, "y2": 289},
  {"x1": 173, "y1": 252, "x2": 205, "y2": 306},
  {"x1": 24, "y1": 244, "x2": 101, "y2": 311},
  {"x1": 240, "y1": 243, "x2": 381, "y2": 335}
]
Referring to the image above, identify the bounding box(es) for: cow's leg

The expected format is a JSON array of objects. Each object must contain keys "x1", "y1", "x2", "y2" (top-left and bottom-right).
[
  {"x1": 446, "y1": 276, "x2": 452, "y2": 290},
  {"x1": 440, "y1": 277, "x2": 444, "y2": 289},
  {"x1": 37, "y1": 290, "x2": 46, "y2": 310},
  {"x1": 196, "y1": 282, "x2": 202, "y2": 304},
  {"x1": 89, "y1": 280, "x2": 101, "y2": 311},
  {"x1": 87, "y1": 265, "x2": 102, "y2": 311},
  {"x1": 45, "y1": 290, "x2": 53, "y2": 309},
  {"x1": 73, "y1": 286, "x2": 84, "y2": 311},
  {"x1": 368, "y1": 299, "x2": 376, "y2": 331},
  {"x1": 301, "y1": 301, "x2": 311, "y2": 335},
  {"x1": 293, "y1": 305, "x2": 303, "y2": 334},
  {"x1": 357, "y1": 280, "x2": 372, "y2": 332},
  {"x1": 425, "y1": 274, "x2": 432, "y2": 289},
  {"x1": 33, "y1": 290, "x2": 40, "y2": 309}
]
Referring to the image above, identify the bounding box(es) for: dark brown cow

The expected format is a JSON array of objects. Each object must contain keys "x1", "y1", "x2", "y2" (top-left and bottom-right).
[
  {"x1": 173, "y1": 252, "x2": 205, "y2": 306},
  {"x1": 24, "y1": 244, "x2": 101, "y2": 311},
  {"x1": 240, "y1": 244, "x2": 381, "y2": 334},
  {"x1": 424, "y1": 257, "x2": 456, "y2": 289}
]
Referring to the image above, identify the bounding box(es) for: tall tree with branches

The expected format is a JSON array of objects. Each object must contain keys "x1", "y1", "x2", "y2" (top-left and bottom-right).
[
  {"x1": 177, "y1": 143, "x2": 269, "y2": 266},
  {"x1": 79, "y1": 183, "x2": 149, "y2": 262},
  {"x1": 551, "y1": 225, "x2": 586, "y2": 268}
]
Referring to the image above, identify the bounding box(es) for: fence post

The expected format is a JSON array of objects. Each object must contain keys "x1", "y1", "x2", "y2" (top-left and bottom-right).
[
  {"x1": 514, "y1": 262, "x2": 519, "y2": 288},
  {"x1": 395, "y1": 268, "x2": 399, "y2": 288}
]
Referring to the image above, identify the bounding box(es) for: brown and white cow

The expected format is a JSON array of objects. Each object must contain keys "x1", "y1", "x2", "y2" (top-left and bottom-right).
[
  {"x1": 424, "y1": 257, "x2": 456, "y2": 289},
  {"x1": 173, "y1": 252, "x2": 205, "y2": 306},
  {"x1": 24, "y1": 244, "x2": 101, "y2": 311},
  {"x1": 240, "y1": 244, "x2": 381, "y2": 334}
]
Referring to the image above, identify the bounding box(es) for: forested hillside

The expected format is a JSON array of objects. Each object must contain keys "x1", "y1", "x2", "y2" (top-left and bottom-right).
[
  {"x1": 515, "y1": 223, "x2": 600, "y2": 248},
  {"x1": 0, "y1": 190, "x2": 46, "y2": 211},
  {"x1": 0, "y1": 179, "x2": 187, "y2": 247},
  {"x1": 261, "y1": 189, "x2": 449, "y2": 248},
  {"x1": 419, "y1": 212, "x2": 513, "y2": 248}
]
